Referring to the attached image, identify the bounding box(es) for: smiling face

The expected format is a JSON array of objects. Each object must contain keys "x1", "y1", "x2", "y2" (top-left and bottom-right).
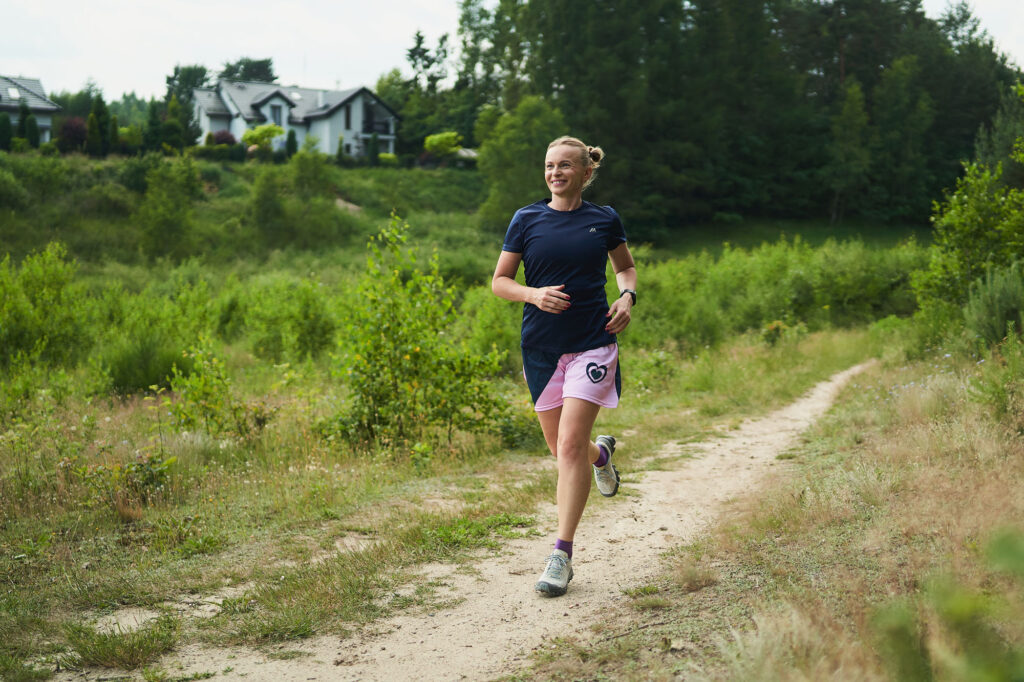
[{"x1": 545, "y1": 144, "x2": 592, "y2": 201}]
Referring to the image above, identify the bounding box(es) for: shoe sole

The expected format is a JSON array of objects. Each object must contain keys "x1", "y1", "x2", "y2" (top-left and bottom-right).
[
  {"x1": 535, "y1": 569, "x2": 573, "y2": 597},
  {"x1": 596, "y1": 464, "x2": 620, "y2": 497}
]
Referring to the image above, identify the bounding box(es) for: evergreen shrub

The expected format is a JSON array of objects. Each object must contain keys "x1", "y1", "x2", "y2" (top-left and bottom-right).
[{"x1": 964, "y1": 264, "x2": 1024, "y2": 346}]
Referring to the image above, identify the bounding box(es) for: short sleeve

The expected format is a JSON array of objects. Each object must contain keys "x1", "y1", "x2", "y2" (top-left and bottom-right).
[
  {"x1": 502, "y1": 211, "x2": 524, "y2": 253},
  {"x1": 605, "y1": 207, "x2": 627, "y2": 250}
]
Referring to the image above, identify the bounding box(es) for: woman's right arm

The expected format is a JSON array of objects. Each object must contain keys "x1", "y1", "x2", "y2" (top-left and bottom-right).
[{"x1": 492, "y1": 250, "x2": 570, "y2": 313}]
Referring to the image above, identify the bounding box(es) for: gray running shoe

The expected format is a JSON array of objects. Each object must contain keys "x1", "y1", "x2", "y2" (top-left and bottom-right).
[
  {"x1": 594, "y1": 434, "x2": 620, "y2": 497},
  {"x1": 535, "y1": 549, "x2": 573, "y2": 597}
]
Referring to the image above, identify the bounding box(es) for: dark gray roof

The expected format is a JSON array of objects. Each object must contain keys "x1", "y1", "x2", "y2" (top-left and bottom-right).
[
  {"x1": 195, "y1": 80, "x2": 395, "y2": 124},
  {"x1": 0, "y1": 76, "x2": 60, "y2": 113},
  {"x1": 193, "y1": 87, "x2": 231, "y2": 117}
]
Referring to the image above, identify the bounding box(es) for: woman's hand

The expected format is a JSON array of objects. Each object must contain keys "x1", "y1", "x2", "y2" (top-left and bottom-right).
[
  {"x1": 605, "y1": 294, "x2": 632, "y2": 333},
  {"x1": 531, "y1": 284, "x2": 571, "y2": 313}
]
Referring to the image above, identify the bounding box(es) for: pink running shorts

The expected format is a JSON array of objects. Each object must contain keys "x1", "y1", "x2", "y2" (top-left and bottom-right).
[{"x1": 523, "y1": 343, "x2": 621, "y2": 412}]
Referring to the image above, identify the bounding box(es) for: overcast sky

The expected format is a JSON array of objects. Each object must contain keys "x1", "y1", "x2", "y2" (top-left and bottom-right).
[{"x1": 2, "y1": 0, "x2": 1022, "y2": 101}]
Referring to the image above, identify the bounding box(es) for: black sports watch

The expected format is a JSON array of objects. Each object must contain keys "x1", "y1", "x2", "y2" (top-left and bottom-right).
[{"x1": 619, "y1": 289, "x2": 636, "y2": 305}]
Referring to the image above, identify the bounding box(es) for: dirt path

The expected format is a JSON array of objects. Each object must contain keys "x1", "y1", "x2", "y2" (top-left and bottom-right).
[{"x1": 66, "y1": 362, "x2": 871, "y2": 681}]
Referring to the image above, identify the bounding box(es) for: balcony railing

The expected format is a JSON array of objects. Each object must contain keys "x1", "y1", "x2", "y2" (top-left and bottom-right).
[{"x1": 362, "y1": 121, "x2": 391, "y2": 135}]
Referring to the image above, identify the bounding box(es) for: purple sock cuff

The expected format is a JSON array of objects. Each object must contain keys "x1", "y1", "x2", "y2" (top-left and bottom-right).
[
  {"x1": 594, "y1": 443, "x2": 609, "y2": 468},
  {"x1": 554, "y1": 538, "x2": 573, "y2": 558}
]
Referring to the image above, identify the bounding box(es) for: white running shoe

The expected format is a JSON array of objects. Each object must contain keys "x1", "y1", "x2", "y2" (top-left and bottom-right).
[
  {"x1": 594, "y1": 434, "x2": 620, "y2": 497},
  {"x1": 535, "y1": 549, "x2": 573, "y2": 597}
]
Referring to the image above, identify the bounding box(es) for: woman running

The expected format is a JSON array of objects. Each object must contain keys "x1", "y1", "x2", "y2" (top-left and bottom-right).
[{"x1": 491, "y1": 136, "x2": 637, "y2": 597}]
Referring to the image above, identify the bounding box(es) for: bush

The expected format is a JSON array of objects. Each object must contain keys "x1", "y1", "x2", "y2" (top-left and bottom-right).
[
  {"x1": 914, "y1": 161, "x2": 1024, "y2": 307},
  {"x1": 332, "y1": 215, "x2": 506, "y2": 447},
  {"x1": 118, "y1": 152, "x2": 164, "y2": 193},
  {"x1": 0, "y1": 166, "x2": 29, "y2": 208},
  {"x1": 136, "y1": 157, "x2": 200, "y2": 259},
  {"x1": 0, "y1": 242, "x2": 87, "y2": 368},
  {"x1": 213, "y1": 130, "x2": 236, "y2": 145},
  {"x1": 75, "y1": 181, "x2": 136, "y2": 217},
  {"x1": 102, "y1": 331, "x2": 188, "y2": 395},
  {"x1": 964, "y1": 263, "x2": 1024, "y2": 347},
  {"x1": 378, "y1": 152, "x2": 398, "y2": 167}
]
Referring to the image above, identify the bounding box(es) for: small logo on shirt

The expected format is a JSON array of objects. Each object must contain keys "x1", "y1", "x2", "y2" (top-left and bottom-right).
[
  {"x1": 589, "y1": 227, "x2": 597, "y2": 233},
  {"x1": 586, "y1": 362, "x2": 608, "y2": 383}
]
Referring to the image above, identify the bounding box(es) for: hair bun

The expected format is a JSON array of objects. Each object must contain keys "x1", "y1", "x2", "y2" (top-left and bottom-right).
[{"x1": 588, "y1": 146, "x2": 603, "y2": 163}]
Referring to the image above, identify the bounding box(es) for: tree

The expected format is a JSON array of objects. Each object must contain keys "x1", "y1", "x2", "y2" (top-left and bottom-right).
[
  {"x1": 976, "y1": 83, "x2": 1024, "y2": 188},
  {"x1": 143, "y1": 101, "x2": 162, "y2": 151},
  {"x1": 220, "y1": 57, "x2": 276, "y2": 82},
  {"x1": 367, "y1": 132, "x2": 380, "y2": 165},
  {"x1": 16, "y1": 100, "x2": 30, "y2": 138},
  {"x1": 85, "y1": 113, "x2": 102, "y2": 157},
  {"x1": 136, "y1": 158, "x2": 198, "y2": 259},
  {"x1": 109, "y1": 114, "x2": 120, "y2": 153},
  {"x1": 824, "y1": 79, "x2": 872, "y2": 222},
  {"x1": 58, "y1": 117, "x2": 86, "y2": 153},
  {"x1": 0, "y1": 113, "x2": 10, "y2": 151},
  {"x1": 285, "y1": 129, "x2": 298, "y2": 157},
  {"x1": 477, "y1": 96, "x2": 566, "y2": 228},
  {"x1": 241, "y1": 124, "x2": 284, "y2": 152},
  {"x1": 24, "y1": 115, "x2": 39, "y2": 148},
  {"x1": 89, "y1": 95, "x2": 111, "y2": 156},
  {"x1": 165, "y1": 64, "x2": 211, "y2": 104},
  {"x1": 424, "y1": 131, "x2": 462, "y2": 158}
]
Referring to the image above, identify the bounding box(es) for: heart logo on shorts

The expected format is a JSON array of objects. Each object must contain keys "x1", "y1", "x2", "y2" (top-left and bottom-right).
[{"x1": 586, "y1": 362, "x2": 608, "y2": 384}]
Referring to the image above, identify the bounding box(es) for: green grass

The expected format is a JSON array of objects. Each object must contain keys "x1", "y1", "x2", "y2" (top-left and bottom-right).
[{"x1": 64, "y1": 614, "x2": 178, "y2": 669}]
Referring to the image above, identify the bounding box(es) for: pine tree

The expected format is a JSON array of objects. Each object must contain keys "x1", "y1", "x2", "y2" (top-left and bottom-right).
[
  {"x1": 0, "y1": 113, "x2": 11, "y2": 151},
  {"x1": 24, "y1": 115, "x2": 39, "y2": 148},
  {"x1": 85, "y1": 113, "x2": 102, "y2": 157},
  {"x1": 109, "y1": 115, "x2": 120, "y2": 154},
  {"x1": 143, "y1": 101, "x2": 162, "y2": 151},
  {"x1": 16, "y1": 100, "x2": 30, "y2": 138},
  {"x1": 90, "y1": 95, "x2": 111, "y2": 156},
  {"x1": 285, "y1": 129, "x2": 297, "y2": 157}
]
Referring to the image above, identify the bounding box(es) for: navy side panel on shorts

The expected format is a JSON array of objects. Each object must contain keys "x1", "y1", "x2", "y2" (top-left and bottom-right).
[
  {"x1": 522, "y1": 348, "x2": 562, "y2": 404},
  {"x1": 615, "y1": 358, "x2": 622, "y2": 399}
]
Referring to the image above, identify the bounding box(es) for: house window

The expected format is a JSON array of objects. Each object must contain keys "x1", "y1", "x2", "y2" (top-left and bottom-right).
[
  {"x1": 344, "y1": 105, "x2": 351, "y2": 129},
  {"x1": 270, "y1": 105, "x2": 282, "y2": 126},
  {"x1": 344, "y1": 144, "x2": 351, "y2": 155}
]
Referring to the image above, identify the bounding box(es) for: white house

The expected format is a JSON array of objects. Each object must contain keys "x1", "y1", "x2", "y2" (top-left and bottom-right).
[
  {"x1": 193, "y1": 80, "x2": 399, "y2": 157},
  {"x1": 0, "y1": 75, "x2": 60, "y2": 143}
]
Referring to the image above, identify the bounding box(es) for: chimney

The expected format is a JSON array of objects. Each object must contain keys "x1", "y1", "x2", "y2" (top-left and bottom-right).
[{"x1": 317, "y1": 90, "x2": 324, "y2": 108}]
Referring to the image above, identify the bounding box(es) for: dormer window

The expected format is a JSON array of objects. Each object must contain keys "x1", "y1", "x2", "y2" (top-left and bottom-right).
[{"x1": 271, "y1": 104, "x2": 282, "y2": 126}]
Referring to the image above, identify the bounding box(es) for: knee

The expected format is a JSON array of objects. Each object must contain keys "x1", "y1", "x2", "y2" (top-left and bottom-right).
[{"x1": 556, "y1": 435, "x2": 589, "y2": 463}]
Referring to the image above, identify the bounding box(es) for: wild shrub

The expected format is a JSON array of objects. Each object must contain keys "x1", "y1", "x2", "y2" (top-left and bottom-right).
[
  {"x1": 169, "y1": 341, "x2": 271, "y2": 439},
  {"x1": 249, "y1": 165, "x2": 287, "y2": 246},
  {"x1": 963, "y1": 263, "x2": 1024, "y2": 346},
  {"x1": 452, "y1": 285, "x2": 521, "y2": 373},
  {"x1": 332, "y1": 215, "x2": 506, "y2": 447},
  {"x1": 916, "y1": 162, "x2": 1024, "y2": 305},
  {"x1": 970, "y1": 327, "x2": 1024, "y2": 432},
  {"x1": 2, "y1": 152, "x2": 67, "y2": 200},
  {"x1": 74, "y1": 181, "x2": 136, "y2": 217},
  {"x1": 0, "y1": 242, "x2": 87, "y2": 368},
  {"x1": 117, "y1": 152, "x2": 163, "y2": 192},
  {"x1": 242, "y1": 276, "x2": 337, "y2": 361},
  {"x1": 0, "y1": 166, "x2": 28, "y2": 208},
  {"x1": 136, "y1": 158, "x2": 200, "y2": 259}
]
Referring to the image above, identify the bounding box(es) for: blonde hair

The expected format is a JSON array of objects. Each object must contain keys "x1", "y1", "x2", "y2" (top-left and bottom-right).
[{"x1": 548, "y1": 136, "x2": 604, "y2": 190}]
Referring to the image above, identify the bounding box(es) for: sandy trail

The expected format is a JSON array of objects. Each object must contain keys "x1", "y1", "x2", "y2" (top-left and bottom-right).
[{"x1": 58, "y1": 362, "x2": 870, "y2": 681}]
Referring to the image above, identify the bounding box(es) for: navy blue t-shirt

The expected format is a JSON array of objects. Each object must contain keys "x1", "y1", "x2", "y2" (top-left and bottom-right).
[{"x1": 502, "y1": 199, "x2": 627, "y2": 353}]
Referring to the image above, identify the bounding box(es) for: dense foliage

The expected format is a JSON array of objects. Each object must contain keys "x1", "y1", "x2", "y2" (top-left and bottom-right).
[{"x1": 379, "y1": 0, "x2": 1020, "y2": 233}]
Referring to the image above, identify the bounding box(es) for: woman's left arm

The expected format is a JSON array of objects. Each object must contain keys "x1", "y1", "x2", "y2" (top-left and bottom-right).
[{"x1": 605, "y1": 242, "x2": 637, "y2": 334}]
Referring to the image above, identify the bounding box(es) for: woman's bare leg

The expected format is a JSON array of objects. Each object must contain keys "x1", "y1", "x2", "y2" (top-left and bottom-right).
[{"x1": 537, "y1": 398, "x2": 602, "y2": 543}]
